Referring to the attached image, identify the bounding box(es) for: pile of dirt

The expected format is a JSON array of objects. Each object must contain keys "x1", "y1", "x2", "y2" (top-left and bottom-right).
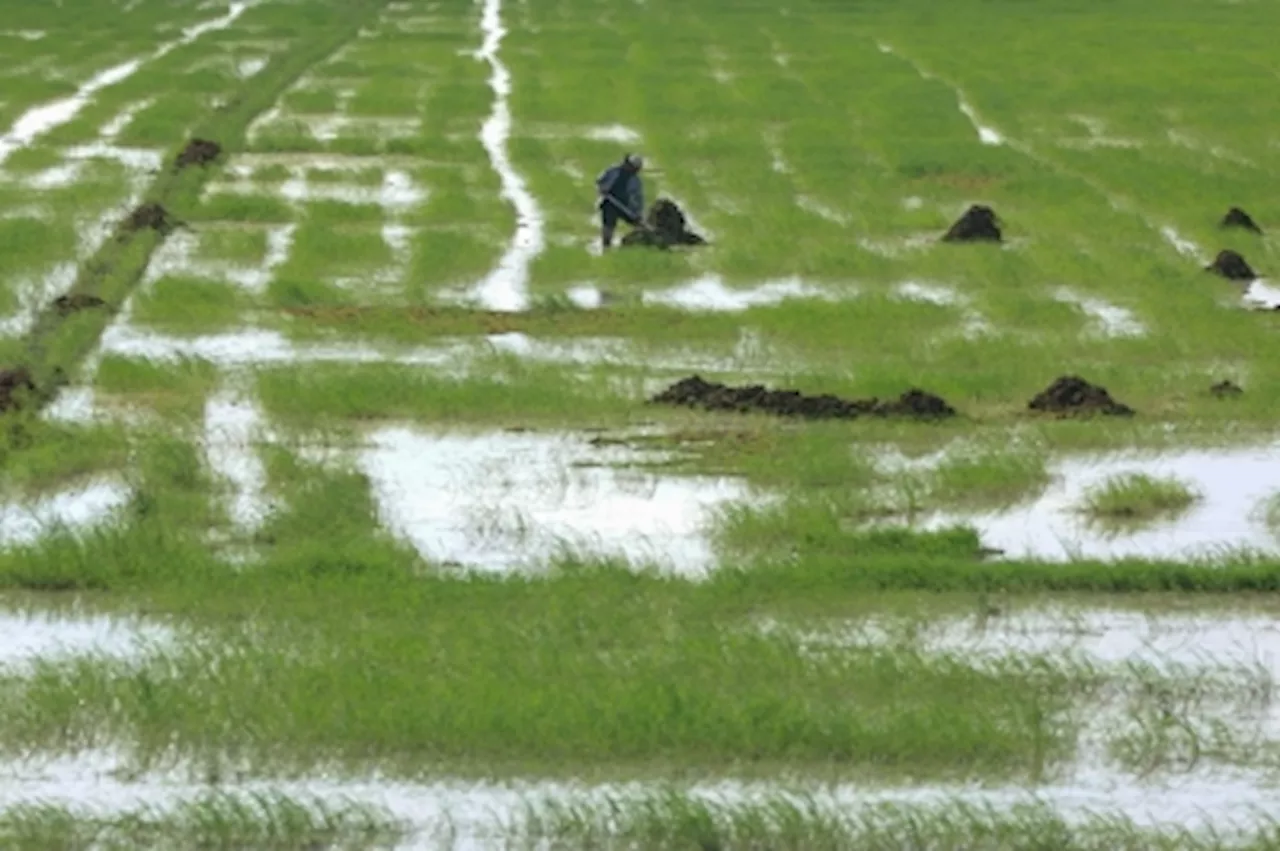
[
  {"x1": 620, "y1": 199, "x2": 707, "y2": 249},
  {"x1": 1220, "y1": 207, "x2": 1262, "y2": 235},
  {"x1": 1205, "y1": 249, "x2": 1256, "y2": 281},
  {"x1": 175, "y1": 138, "x2": 222, "y2": 170},
  {"x1": 1210, "y1": 379, "x2": 1243, "y2": 398},
  {"x1": 0, "y1": 367, "x2": 35, "y2": 414},
  {"x1": 648, "y1": 375, "x2": 957, "y2": 421},
  {"x1": 1028, "y1": 375, "x2": 1134, "y2": 417},
  {"x1": 942, "y1": 204, "x2": 1002, "y2": 243},
  {"x1": 122, "y1": 202, "x2": 182, "y2": 237},
  {"x1": 52, "y1": 294, "x2": 107, "y2": 316}
]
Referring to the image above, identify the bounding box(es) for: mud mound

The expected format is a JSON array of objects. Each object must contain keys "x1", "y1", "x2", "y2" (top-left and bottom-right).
[
  {"x1": 175, "y1": 138, "x2": 222, "y2": 170},
  {"x1": 620, "y1": 199, "x2": 707, "y2": 250},
  {"x1": 52, "y1": 294, "x2": 107, "y2": 316},
  {"x1": 1220, "y1": 207, "x2": 1262, "y2": 235},
  {"x1": 942, "y1": 204, "x2": 1002, "y2": 243},
  {"x1": 649, "y1": 375, "x2": 956, "y2": 421},
  {"x1": 1028, "y1": 375, "x2": 1133, "y2": 417},
  {"x1": 0, "y1": 367, "x2": 35, "y2": 414},
  {"x1": 1205, "y1": 249, "x2": 1256, "y2": 281},
  {"x1": 122, "y1": 202, "x2": 182, "y2": 237},
  {"x1": 1210, "y1": 379, "x2": 1243, "y2": 398}
]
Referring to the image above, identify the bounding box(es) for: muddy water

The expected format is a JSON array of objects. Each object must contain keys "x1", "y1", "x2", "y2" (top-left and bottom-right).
[
  {"x1": 918, "y1": 445, "x2": 1280, "y2": 561},
  {"x1": 0, "y1": 480, "x2": 131, "y2": 548},
  {"x1": 356, "y1": 428, "x2": 755, "y2": 575},
  {"x1": 2, "y1": 748, "x2": 1279, "y2": 846},
  {"x1": 641, "y1": 275, "x2": 836, "y2": 311},
  {"x1": 470, "y1": 0, "x2": 544, "y2": 312},
  {"x1": 0, "y1": 610, "x2": 173, "y2": 673}
]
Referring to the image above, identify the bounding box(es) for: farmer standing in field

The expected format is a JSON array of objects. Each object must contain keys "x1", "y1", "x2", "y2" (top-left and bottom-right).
[{"x1": 595, "y1": 153, "x2": 645, "y2": 251}]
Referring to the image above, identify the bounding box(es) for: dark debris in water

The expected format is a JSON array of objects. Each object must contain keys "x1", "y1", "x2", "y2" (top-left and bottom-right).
[
  {"x1": 1220, "y1": 207, "x2": 1262, "y2": 235},
  {"x1": 620, "y1": 199, "x2": 707, "y2": 250},
  {"x1": 175, "y1": 138, "x2": 222, "y2": 170},
  {"x1": 649, "y1": 375, "x2": 957, "y2": 421},
  {"x1": 1210, "y1": 379, "x2": 1244, "y2": 398},
  {"x1": 942, "y1": 204, "x2": 1002, "y2": 243},
  {"x1": 1028, "y1": 375, "x2": 1134, "y2": 417},
  {"x1": 0, "y1": 366, "x2": 35, "y2": 414},
  {"x1": 120, "y1": 202, "x2": 184, "y2": 238},
  {"x1": 1205, "y1": 249, "x2": 1257, "y2": 281},
  {"x1": 52, "y1": 294, "x2": 107, "y2": 316}
]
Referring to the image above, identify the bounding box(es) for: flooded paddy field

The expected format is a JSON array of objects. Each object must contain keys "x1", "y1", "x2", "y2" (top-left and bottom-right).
[{"x1": 3, "y1": 0, "x2": 1280, "y2": 847}]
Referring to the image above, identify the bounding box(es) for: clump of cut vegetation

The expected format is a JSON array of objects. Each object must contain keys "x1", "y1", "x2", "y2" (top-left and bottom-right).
[{"x1": 1078, "y1": 473, "x2": 1200, "y2": 525}]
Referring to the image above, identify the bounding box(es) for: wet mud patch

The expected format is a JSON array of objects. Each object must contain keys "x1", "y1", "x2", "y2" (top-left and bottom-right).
[
  {"x1": 620, "y1": 199, "x2": 707, "y2": 250},
  {"x1": 0, "y1": 367, "x2": 35, "y2": 414},
  {"x1": 1028, "y1": 376, "x2": 1133, "y2": 418},
  {"x1": 175, "y1": 138, "x2": 222, "y2": 170},
  {"x1": 942, "y1": 205, "x2": 1001, "y2": 243},
  {"x1": 1220, "y1": 207, "x2": 1261, "y2": 235},
  {"x1": 1205, "y1": 250, "x2": 1256, "y2": 282},
  {"x1": 120, "y1": 203, "x2": 184, "y2": 238},
  {"x1": 52, "y1": 294, "x2": 108, "y2": 316},
  {"x1": 650, "y1": 375, "x2": 956, "y2": 421},
  {"x1": 1210, "y1": 380, "x2": 1243, "y2": 399}
]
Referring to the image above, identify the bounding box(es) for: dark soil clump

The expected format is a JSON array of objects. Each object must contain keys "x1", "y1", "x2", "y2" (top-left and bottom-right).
[
  {"x1": 942, "y1": 204, "x2": 1002, "y2": 243},
  {"x1": 1220, "y1": 207, "x2": 1262, "y2": 235},
  {"x1": 1028, "y1": 375, "x2": 1134, "y2": 417},
  {"x1": 1205, "y1": 249, "x2": 1256, "y2": 281},
  {"x1": 649, "y1": 375, "x2": 956, "y2": 421},
  {"x1": 0, "y1": 367, "x2": 35, "y2": 414},
  {"x1": 620, "y1": 199, "x2": 707, "y2": 249},
  {"x1": 121, "y1": 202, "x2": 183, "y2": 237},
  {"x1": 52, "y1": 294, "x2": 107, "y2": 316},
  {"x1": 175, "y1": 138, "x2": 222, "y2": 170},
  {"x1": 1210, "y1": 379, "x2": 1243, "y2": 398}
]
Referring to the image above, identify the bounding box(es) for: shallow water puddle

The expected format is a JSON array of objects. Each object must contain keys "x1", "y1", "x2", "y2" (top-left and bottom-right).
[
  {"x1": 470, "y1": 0, "x2": 545, "y2": 312},
  {"x1": 0, "y1": 611, "x2": 173, "y2": 673},
  {"x1": 0, "y1": 4, "x2": 248, "y2": 165},
  {"x1": 3, "y1": 750, "x2": 1280, "y2": 841},
  {"x1": 918, "y1": 445, "x2": 1280, "y2": 561},
  {"x1": 0, "y1": 480, "x2": 131, "y2": 548},
  {"x1": 774, "y1": 606, "x2": 1280, "y2": 676},
  {"x1": 203, "y1": 391, "x2": 274, "y2": 534},
  {"x1": 641, "y1": 275, "x2": 837, "y2": 311},
  {"x1": 357, "y1": 428, "x2": 754, "y2": 576},
  {"x1": 1243, "y1": 279, "x2": 1280, "y2": 310},
  {"x1": 1052, "y1": 287, "x2": 1145, "y2": 337}
]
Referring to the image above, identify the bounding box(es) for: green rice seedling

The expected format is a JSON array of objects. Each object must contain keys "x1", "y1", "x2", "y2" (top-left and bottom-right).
[
  {"x1": 0, "y1": 217, "x2": 78, "y2": 283},
  {"x1": 95, "y1": 355, "x2": 219, "y2": 419},
  {"x1": 275, "y1": 221, "x2": 392, "y2": 280},
  {"x1": 926, "y1": 443, "x2": 1052, "y2": 510},
  {"x1": 346, "y1": 77, "x2": 423, "y2": 117},
  {"x1": 251, "y1": 163, "x2": 292, "y2": 184},
  {"x1": 405, "y1": 228, "x2": 504, "y2": 293},
  {"x1": 130, "y1": 276, "x2": 250, "y2": 335},
  {"x1": 0, "y1": 145, "x2": 66, "y2": 174},
  {"x1": 300, "y1": 199, "x2": 386, "y2": 227},
  {"x1": 281, "y1": 87, "x2": 340, "y2": 114},
  {"x1": 266, "y1": 274, "x2": 351, "y2": 310},
  {"x1": 0, "y1": 418, "x2": 128, "y2": 495},
  {"x1": 189, "y1": 226, "x2": 270, "y2": 267},
  {"x1": 190, "y1": 193, "x2": 295, "y2": 224},
  {"x1": 0, "y1": 792, "x2": 406, "y2": 851},
  {"x1": 254, "y1": 360, "x2": 637, "y2": 426},
  {"x1": 517, "y1": 792, "x2": 1280, "y2": 851},
  {"x1": 1078, "y1": 473, "x2": 1200, "y2": 525},
  {"x1": 0, "y1": 578, "x2": 1080, "y2": 780}
]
